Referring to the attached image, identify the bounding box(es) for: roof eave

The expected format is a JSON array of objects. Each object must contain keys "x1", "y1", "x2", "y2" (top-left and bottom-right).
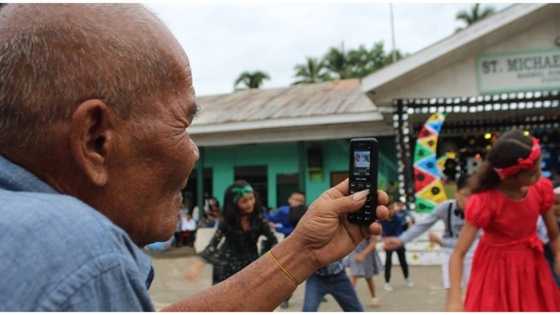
[
  {"x1": 188, "y1": 111, "x2": 383, "y2": 135},
  {"x1": 190, "y1": 120, "x2": 394, "y2": 147}
]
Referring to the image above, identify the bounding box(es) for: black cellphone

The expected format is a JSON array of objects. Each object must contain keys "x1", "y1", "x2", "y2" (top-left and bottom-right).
[{"x1": 347, "y1": 138, "x2": 378, "y2": 225}]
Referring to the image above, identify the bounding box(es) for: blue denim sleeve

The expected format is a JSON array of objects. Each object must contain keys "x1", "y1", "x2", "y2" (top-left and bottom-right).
[{"x1": 37, "y1": 254, "x2": 155, "y2": 312}]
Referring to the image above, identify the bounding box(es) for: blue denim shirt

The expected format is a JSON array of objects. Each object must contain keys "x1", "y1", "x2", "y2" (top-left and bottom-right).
[{"x1": 0, "y1": 155, "x2": 154, "y2": 311}]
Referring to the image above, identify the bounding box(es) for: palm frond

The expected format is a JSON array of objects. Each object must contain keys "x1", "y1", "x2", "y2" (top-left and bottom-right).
[
  {"x1": 234, "y1": 70, "x2": 270, "y2": 89},
  {"x1": 456, "y1": 3, "x2": 495, "y2": 27}
]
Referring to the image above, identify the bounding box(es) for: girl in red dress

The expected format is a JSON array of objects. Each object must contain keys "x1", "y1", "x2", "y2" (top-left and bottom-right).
[{"x1": 447, "y1": 130, "x2": 560, "y2": 311}]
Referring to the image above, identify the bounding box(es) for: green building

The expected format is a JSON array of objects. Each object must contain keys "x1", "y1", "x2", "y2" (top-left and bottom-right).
[{"x1": 185, "y1": 79, "x2": 397, "y2": 209}]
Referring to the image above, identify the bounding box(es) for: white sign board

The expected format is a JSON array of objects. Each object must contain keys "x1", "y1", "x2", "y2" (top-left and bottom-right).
[{"x1": 477, "y1": 49, "x2": 560, "y2": 93}]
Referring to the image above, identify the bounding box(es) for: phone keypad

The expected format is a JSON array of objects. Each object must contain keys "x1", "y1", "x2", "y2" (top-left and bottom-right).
[{"x1": 348, "y1": 180, "x2": 377, "y2": 225}]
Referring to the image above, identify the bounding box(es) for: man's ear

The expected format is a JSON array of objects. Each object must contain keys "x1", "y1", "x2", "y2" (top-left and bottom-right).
[{"x1": 69, "y1": 100, "x2": 115, "y2": 186}]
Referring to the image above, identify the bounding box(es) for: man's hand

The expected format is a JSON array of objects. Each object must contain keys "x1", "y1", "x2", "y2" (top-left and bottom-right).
[
  {"x1": 289, "y1": 179, "x2": 389, "y2": 269},
  {"x1": 166, "y1": 179, "x2": 389, "y2": 312},
  {"x1": 383, "y1": 237, "x2": 403, "y2": 251}
]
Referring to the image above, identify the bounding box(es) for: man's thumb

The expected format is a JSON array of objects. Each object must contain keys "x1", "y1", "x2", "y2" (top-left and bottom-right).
[{"x1": 331, "y1": 189, "x2": 369, "y2": 215}]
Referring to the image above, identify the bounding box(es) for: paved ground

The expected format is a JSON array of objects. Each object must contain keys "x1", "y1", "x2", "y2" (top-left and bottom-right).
[{"x1": 147, "y1": 248, "x2": 448, "y2": 312}]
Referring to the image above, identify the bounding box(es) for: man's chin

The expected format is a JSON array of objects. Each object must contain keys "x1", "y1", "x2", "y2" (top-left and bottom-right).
[{"x1": 138, "y1": 222, "x2": 177, "y2": 247}]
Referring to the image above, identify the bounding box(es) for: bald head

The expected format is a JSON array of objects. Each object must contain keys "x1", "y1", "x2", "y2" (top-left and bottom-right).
[{"x1": 0, "y1": 4, "x2": 190, "y2": 149}]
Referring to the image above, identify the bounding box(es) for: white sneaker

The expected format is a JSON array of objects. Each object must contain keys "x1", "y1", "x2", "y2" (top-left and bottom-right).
[
  {"x1": 405, "y1": 278, "x2": 414, "y2": 288},
  {"x1": 384, "y1": 283, "x2": 393, "y2": 291},
  {"x1": 369, "y1": 297, "x2": 381, "y2": 307}
]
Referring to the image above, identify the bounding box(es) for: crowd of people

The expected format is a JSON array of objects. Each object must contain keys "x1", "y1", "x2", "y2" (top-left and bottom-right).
[
  {"x1": 1, "y1": 3, "x2": 559, "y2": 312},
  {"x1": 168, "y1": 185, "x2": 411, "y2": 310},
  {"x1": 178, "y1": 129, "x2": 560, "y2": 312},
  {"x1": 141, "y1": 131, "x2": 560, "y2": 312}
]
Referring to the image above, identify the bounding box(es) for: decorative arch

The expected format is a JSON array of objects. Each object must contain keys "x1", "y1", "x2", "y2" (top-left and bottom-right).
[
  {"x1": 393, "y1": 90, "x2": 560, "y2": 211},
  {"x1": 413, "y1": 113, "x2": 448, "y2": 213}
]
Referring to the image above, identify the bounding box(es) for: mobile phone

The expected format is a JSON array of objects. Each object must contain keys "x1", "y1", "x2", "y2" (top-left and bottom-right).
[{"x1": 347, "y1": 138, "x2": 378, "y2": 225}]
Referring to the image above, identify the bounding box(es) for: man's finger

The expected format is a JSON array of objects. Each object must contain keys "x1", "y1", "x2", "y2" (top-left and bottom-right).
[
  {"x1": 333, "y1": 194, "x2": 390, "y2": 223},
  {"x1": 375, "y1": 205, "x2": 390, "y2": 221},
  {"x1": 377, "y1": 190, "x2": 389, "y2": 206},
  {"x1": 369, "y1": 222, "x2": 382, "y2": 235},
  {"x1": 326, "y1": 178, "x2": 390, "y2": 206},
  {"x1": 331, "y1": 189, "x2": 369, "y2": 215},
  {"x1": 324, "y1": 178, "x2": 349, "y2": 198}
]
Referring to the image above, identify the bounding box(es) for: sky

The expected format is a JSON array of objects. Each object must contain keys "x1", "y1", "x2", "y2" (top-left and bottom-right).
[{"x1": 146, "y1": 2, "x2": 511, "y2": 96}]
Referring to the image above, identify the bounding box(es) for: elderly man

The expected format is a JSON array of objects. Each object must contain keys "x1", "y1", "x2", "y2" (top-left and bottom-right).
[{"x1": 0, "y1": 4, "x2": 389, "y2": 311}]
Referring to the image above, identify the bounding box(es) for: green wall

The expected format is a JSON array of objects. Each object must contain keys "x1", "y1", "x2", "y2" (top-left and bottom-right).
[
  {"x1": 303, "y1": 140, "x2": 348, "y2": 202},
  {"x1": 199, "y1": 138, "x2": 397, "y2": 208},
  {"x1": 204, "y1": 142, "x2": 299, "y2": 207}
]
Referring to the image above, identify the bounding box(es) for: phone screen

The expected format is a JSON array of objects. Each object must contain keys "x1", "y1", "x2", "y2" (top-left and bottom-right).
[{"x1": 353, "y1": 150, "x2": 371, "y2": 170}]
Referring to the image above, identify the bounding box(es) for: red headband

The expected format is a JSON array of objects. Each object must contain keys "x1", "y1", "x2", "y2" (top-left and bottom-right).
[{"x1": 494, "y1": 138, "x2": 541, "y2": 179}]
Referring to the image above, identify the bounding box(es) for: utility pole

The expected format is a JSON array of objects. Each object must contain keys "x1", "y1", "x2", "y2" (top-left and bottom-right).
[{"x1": 389, "y1": 3, "x2": 397, "y2": 63}]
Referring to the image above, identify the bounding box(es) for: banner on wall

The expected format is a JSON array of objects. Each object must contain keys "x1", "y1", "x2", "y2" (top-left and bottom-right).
[{"x1": 477, "y1": 49, "x2": 560, "y2": 93}]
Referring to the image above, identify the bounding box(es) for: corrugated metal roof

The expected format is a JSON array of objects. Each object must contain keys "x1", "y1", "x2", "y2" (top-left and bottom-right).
[{"x1": 193, "y1": 79, "x2": 378, "y2": 126}]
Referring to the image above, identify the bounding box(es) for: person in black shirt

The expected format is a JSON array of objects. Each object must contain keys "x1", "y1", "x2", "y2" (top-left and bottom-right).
[
  {"x1": 187, "y1": 180, "x2": 278, "y2": 284},
  {"x1": 381, "y1": 201, "x2": 413, "y2": 291}
]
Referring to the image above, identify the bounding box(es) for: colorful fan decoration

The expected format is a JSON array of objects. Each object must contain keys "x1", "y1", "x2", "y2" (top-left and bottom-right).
[{"x1": 413, "y1": 113, "x2": 448, "y2": 213}]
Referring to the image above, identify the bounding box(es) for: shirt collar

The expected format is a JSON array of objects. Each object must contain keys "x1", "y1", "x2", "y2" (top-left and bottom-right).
[{"x1": 0, "y1": 155, "x2": 58, "y2": 194}]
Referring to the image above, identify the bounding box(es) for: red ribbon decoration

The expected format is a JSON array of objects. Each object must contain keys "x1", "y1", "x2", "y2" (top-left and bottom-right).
[{"x1": 494, "y1": 138, "x2": 541, "y2": 179}]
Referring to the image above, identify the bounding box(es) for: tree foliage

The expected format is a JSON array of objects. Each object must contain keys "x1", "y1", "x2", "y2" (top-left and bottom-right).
[
  {"x1": 234, "y1": 70, "x2": 270, "y2": 90},
  {"x1": 323, "y1": 46, "x2": 352, "y2": 80},
  {"x1": 235, "y1": 5, "x2": 497, "y2": 88},
  {"x1": 293, "y1": 57, "x2": 332, "y2": 85},
  {"x1": 291, "y1": 41, "x2": 405, "y2": 85},
  {"x1": 456, "y1": 3, "x2": 495, "y2": 31}
]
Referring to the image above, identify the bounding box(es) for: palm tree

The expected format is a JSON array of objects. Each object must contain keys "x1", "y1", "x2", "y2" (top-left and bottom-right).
[
  {"x1": 292, "y1": 57, "x2": 331, "y2": 85},
  {"x1": 456, "y1": 3, "x2": 495, "y2": 31},
  {"x1": 323, "y1": 46, "x2": 351, "y2": 80},
  {"x1": 346, "y1": 42, "x2": 386, "y2": 78},
  {"x1": 295, "y1": 42, "x2": 407, "y2": 82},
  {"x1": 234, "y1": 71, "x2": 270, "y2": 90}
]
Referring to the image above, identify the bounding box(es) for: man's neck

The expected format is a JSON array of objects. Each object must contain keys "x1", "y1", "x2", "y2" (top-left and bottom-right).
[{"x1": 2, "y1": 147, "x2": 88, "y2": 198}]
